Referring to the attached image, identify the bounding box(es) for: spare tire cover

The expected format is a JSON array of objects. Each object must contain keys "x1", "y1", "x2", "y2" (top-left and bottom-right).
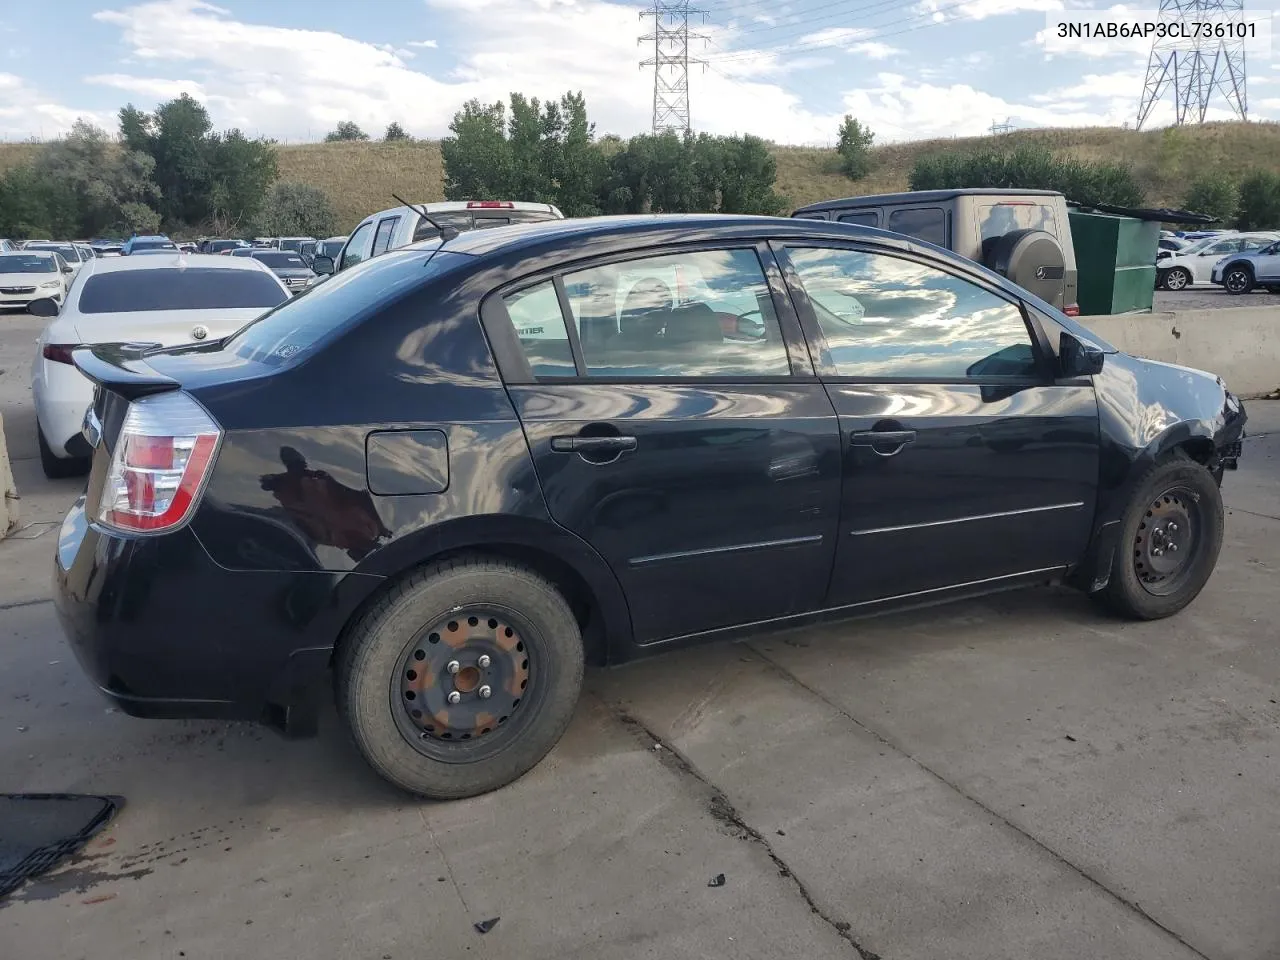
[{"x1": 983, "y1": 228, "x2": 1065, "y2": 307}]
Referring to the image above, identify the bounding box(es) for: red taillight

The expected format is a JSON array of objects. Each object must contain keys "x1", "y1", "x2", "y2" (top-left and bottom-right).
[
  {"x1": 99, "y1": 392, "x2": 221, "y2": 534},
  {"x1": 1063, "y1": 303, "x2": 1081, "y2": 316},
  {"x1": 43, "y1": 343, "x2": 77, "y2": 364},
  {"x1": 466, "y1": 201, "x2": 515, "y2": 209}
]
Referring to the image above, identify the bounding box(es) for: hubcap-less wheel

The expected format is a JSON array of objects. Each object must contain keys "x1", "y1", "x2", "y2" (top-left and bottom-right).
[
  {"x1": 1164, "y1": 268, "x2": 1190, "y2": 290},
  {"x1": 1134, "y1": 488, "x2": 1200, "y2": 596},
  {"x1": 1224, "y1": 269, "x2": 1251, "y2": 294},
  {"x1": 393, "y1": 608, "x2": 531, "y2": 758}
]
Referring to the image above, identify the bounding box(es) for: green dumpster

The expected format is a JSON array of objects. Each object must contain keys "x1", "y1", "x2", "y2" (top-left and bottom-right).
[{"x1": 1068, "y1": 209, "x2": 1159, "y2": 316}]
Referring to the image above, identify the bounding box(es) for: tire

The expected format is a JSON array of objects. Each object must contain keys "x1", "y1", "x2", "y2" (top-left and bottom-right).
[
  {"x1": 1222, "y1": 265, "x2": 1254, "y2": 295},
  {"x1": 1098, "y1": 452, "x2": 1224, "y2": 620},
  {"x1": 337, "y1": 556, "x2": 584, "y2": 799},
  {"x1": 1162, "y1": 267, "x2": 1191, "y2": 291},
  {"x1": 38, "y1": 424, "x2": 89, "y2": 480}
]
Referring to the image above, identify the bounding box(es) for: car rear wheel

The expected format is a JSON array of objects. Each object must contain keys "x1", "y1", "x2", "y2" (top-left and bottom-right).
[
  {"x1": 1223, "y1": 266, "x2": 1254, "y2": 295},
  {"x1": 1097, "y1": 452, "x2": 1224, "y2": 620},
  {"x1": 337, "y1": 556, "x2": 584, "y2": 799},
  {"x1": 1162, "y1": 267, "x2": 1191, "y2": 291},
  {"x1": 38, "y1": 424, "x2": 89, "y2": 480}
]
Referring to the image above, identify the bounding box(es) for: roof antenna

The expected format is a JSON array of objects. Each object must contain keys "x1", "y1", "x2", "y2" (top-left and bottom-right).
[{"x1": 392, "y1": 193, "x2": 458, "y2": 242}]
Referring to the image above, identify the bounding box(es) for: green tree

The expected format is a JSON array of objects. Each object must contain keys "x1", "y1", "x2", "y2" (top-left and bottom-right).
[
  {"x1": 208, "y1": 129, "x2": 279, "y2": 235},
  {"x1": 440, "y1": 98, "x2": 512, "y2": 200},
  {"x1": 1234, "y1": 171, "x2": 1280, "y2": 230},
  {"x1": 255, "y1": 182, "x2": 337, "y2": 238},
  {"x1": 1181, "y1": 175, "x2": 1237, "y2": 225},
  {"x1": 555, "y1": 92, "x2": 606, "y2": 217},
  {"x1": 709, "y1": 134, "x2": 784, "y2": 214},
  {"x1": 149, "y1": 93, "x2": 216, "y2": 225},
  {"x1": 324, "y1": 121, "x2": 369, "y2": 142},
  {"x1": 837, "y1": 116, "x2": 875, "y2": 180},
  {"x1": 0, "y1": 163, "x2": 72, "y2": 238},
  {"x1": 383, "y1": 122, "x2": 411, "y2": 141}
]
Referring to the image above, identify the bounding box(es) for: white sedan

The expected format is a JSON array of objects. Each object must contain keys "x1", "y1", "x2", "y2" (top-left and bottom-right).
[
  {"x1": 0, "y1": 250, "x2": 72, "y2": 310},
  {"x1": 29, "y1": 253, "x2": 291, "y2": 478},
  {"x1": 1156, "y1": 232, "x2": 1280, "y2": 290}
]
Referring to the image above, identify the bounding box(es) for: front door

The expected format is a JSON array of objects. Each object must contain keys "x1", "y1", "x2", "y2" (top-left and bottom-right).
[
  {"x1": 1249, "y1": 241, "x2": 1280, "y2": 284},
  {"x1": 492, "y1": 244, "x2": 843, "y2": 645},
  {"x1": 774, "y1": 241, "x2": 1100, "y2": 608}
]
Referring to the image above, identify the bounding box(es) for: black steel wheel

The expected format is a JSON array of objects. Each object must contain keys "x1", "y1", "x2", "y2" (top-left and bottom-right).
[
  {"x1": 1098, "y1": 452, "x2": 1224, "y2": 620},
  {"x1": 337, "y1": 556, "x2": 584, "y2": 798}
]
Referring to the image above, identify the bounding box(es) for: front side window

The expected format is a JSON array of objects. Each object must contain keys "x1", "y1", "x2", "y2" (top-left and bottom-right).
[
  {"x1": 787, "y1": 246, "x2": 1039, "y2": 380},
  {"x1": 1204, "y1": 240, "x2": 1241, "y2": 255},
  {"x1": 340, "y1": 222, "x2": 374, "y2": 270},
  {"x1": 887, "y1": 208, "x2": 946, "y2": 247},
  {"x1": 78, "y1": 268, "x2": 288, "y2": 314},
  {"x1": 563, "y1": 248, "x2": 790, "y2": 378},
  {"x1": 372, "y1": 217, "x2": 400, "y2": 256}
]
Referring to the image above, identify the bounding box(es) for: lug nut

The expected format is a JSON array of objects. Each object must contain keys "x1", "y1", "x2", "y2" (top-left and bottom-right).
[
  {"x1": 1169, "y1": 543, "x2": 1178, "y2": 552},
  {"x1": 478, "y1": 685, "x2": 492, "y2": 699},
  {"x1": 446, "y1": 660, "x2": 461, "y2": 675},
  {"x1": 447, "y1": 691, "x2": 462, "y2": 705},
  {"x1": 477, "y1": 655, "x2": 492, "y2": 669},
  {"x1": 1152, "y1": 547, "x2": 1164, "y2": 556}
]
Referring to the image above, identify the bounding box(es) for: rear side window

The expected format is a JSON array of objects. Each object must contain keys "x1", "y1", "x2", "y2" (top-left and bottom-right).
[
  {"x1": 77, "y1": 268, "x2": 288, "y2": 314},
  {"x1": 503, "y1": 282, "x2": 576, "y2": 377},
  {"x1": 887, "y1": 208, "x2": 946, "y2": 246},
  {"x1": 838, "y1": 211, "x2": 879, "y2": 227},
  {"x1": 372, "y1": 217, "x2": 400, "y2": 256}
]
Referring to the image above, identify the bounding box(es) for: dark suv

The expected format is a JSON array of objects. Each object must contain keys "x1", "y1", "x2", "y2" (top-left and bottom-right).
[{"x1": 56, "y1": 215, "x2": 1246, "y2": 799}]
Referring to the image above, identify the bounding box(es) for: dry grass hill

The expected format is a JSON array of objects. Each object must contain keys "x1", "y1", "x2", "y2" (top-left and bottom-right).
[{"x1": 3, "y1": 121, "x2": 1278, "y2": 232}]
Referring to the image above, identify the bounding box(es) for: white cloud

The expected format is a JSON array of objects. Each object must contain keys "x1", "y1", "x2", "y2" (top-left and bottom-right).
[
  {"x1": 407, "y1": 39, "x2": 438, "y2": 48},
  {"x1": 0, "y1": 73, "x2": 115, "y2": 138},
  {"x1": 86, "y1": 73, "x2": 208, "y2": 101},
  {"x1": 918, "y1": 0, "x2": 1064, "y2": 22},
  {"x1": 850, "y1": 42, "x2": 903, "y2": 60},
  {"x1": 798, "y1": 27, "x2": 873, "y2": 48}
]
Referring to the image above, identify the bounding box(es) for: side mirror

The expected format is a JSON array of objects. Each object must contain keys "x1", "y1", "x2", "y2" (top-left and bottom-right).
[
  {"x1": 312, "y1": 255, "x2": 335, "y2": 276},
  {"x1": 27, "y1": 297, "x2": 60, "y2": 318},
  {"x1": 62, "y1": 264, "x2": 74, "y2": 273},
  {"x1": 1059, "y1": 330, "x2": 1105, "y2": 378}
]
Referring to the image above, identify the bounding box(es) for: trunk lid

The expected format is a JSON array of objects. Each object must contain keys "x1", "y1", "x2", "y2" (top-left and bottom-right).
[{"x1": 68, "y1": 307, "x2": 267, "y2": 347}]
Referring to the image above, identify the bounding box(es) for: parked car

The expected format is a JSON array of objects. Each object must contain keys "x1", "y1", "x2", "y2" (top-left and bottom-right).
[
  {"x1": 28, "y1": 253, "x2": 290, "y2": 478},
  {"x1": 0, "y1": 239, "x2": 15, "y2": 253},
  {"x1": 792, "y1": 189, "x2": 1079, "y2": 314},
  {"x1": 122, "y1": 234, "x2": 178, "y2": 255},
  {"x1": 24, "y1": 241, "x2": 91, "y2": 276},
  {"x1": 178, "y1": 242, "x2": 199, "y2": 254},
  {"x1": 317, "y1": 201, "x2": 564, "y2": 275},
  {"x1": 0, "y1": 250, "x2": 72, "y2": 310},
  {"x1": 1210, "y1": 238, "x2": 1280, "y2": 294},
  {"x1": 52, "y1": 215, "x2": 1247, "y2": 799},
  {"x1": 237, "y1": 249, "x2": 316, "y2": 294},
  {"x1": 275, "y1": 236, "x2": 316, "y2": 256},
  {"x1": 1157, "y1": 236, "x2": 1191, "y2": 259},
  {"x1": 200, "y1": 239, "x2": 250, "y2": 255},
  {"x1": 1155, "y1": 232, "x2": 1280, "y2": 290},
  {"x1": 314, "y1": 236, "x2": 348, "y2": 263}
]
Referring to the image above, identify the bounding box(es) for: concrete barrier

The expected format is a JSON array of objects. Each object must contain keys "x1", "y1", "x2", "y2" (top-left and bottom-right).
[
  {"x1": 1084, "y1": 305, "x2": 1280, "y2": 399},
  {"x1": 0, "y1": 414, "x2": 18, "y2": 539}
]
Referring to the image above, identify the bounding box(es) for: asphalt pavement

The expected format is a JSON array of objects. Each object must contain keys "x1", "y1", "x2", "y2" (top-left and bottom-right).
[{"x1": 1, "y1": 310, "x2": 1278, "y2": 960}]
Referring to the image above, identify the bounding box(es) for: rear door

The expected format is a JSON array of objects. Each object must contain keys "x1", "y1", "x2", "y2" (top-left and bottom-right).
[
  {"x1": 487, "y1": 243, "x2": 843, "y2": 646},
  {"x1": 774, "y1": 240, "x2": 1100, "y2": 609}
]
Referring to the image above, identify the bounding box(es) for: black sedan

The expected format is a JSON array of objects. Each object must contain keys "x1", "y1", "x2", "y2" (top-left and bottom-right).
[
  {"x1": 54, "y1": 215, "x2": 1246, "y2": 799},
  {"x1": 231, "y1": 248, "x2": 316, "y2": 294}
]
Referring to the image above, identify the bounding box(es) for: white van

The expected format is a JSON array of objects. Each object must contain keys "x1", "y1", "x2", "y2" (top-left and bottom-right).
[{"x1": 322, "y1": 201, "x2": 564, "y2": 274}]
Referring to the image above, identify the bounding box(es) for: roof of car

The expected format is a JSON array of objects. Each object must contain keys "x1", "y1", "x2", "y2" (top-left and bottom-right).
[
  {"x1": 84, "y1": 253, "x2": 276, "y2": 274},
  {"x1": 792, "y1": 189, "x2": 1063, "y2": 213}
]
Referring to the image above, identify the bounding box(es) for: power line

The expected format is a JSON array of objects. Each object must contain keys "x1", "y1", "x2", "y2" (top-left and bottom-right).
[
  {"x1": 1136, "y1": 0, "x2": 1248, "y2": 128},
  {"x1": 640, "y1": 1, "x2": 708, "y2": 135}
]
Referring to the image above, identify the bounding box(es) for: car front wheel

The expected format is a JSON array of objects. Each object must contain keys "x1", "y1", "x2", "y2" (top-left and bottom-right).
[
  {"x1": 1223, "y1": 266, "x2": 1254, "y2": 295},
  {"x1": 1098, "y1": 452, "x2": 1224, "y2": 620},
  {"x1": 337, "y1": 556, "x2": 584, "y2": 799},
  {"x1": 1162, "y1": 267, "x2": 1191, "y2": 291}
]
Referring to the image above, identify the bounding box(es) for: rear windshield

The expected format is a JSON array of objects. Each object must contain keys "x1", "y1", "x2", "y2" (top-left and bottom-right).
[
  {"x1": 254, "y1": 252, "x2": 309, "y2": 269},
  {"x1": 78, "y1": 268, "x2": 288, "y2": 314},
  {"x1": 411, "y1": 209, "x2": 558, "y2": 241},
  {"x1": 130, "y1": 239, "x2": 176, "y2": 252},
  {"x1": 226, "y1": 246, "x2": 446, "y2": 367},
  {"x1": 0, "y1": 254, "x2": 57, "y2": 273}
]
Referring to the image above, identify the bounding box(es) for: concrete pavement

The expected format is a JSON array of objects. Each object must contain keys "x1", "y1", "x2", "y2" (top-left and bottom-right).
[{"x1": 1, "y1": 310, "x2": 1278, "y2": 959}]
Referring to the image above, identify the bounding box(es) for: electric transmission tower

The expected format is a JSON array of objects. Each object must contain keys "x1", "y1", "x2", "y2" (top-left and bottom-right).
[
  {"x1": 1136, "y1": 0, "x2": 1248, "y2": 129},
  {"x1": 640, "y1": 1, "x2": 707, "y2": 135}
]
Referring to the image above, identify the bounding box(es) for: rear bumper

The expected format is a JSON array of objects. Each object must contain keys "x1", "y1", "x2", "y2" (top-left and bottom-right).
[{"x1": 52, "y1": 497, "x2": 376, "y2": 723}]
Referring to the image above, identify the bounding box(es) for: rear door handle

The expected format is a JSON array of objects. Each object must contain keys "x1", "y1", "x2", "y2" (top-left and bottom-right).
[
  {"x1": 550, "y1": 435, "x2": 638, "y2": 454},
  {"x1": 850, "y1": 430, "x2": 916, "y2": 457}
]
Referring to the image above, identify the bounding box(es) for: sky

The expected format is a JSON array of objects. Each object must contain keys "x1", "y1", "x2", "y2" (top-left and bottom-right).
[{"x1": 1, "y1": 0, "x2": 1278, "y2": 145}]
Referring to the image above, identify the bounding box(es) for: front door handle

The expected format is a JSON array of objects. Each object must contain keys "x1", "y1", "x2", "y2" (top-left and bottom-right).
[
  {"x1": 850, "y1": 430, "x2": 916, "y2": 457},
  {"x1": 550, "y1": 435, "x2": 638, "y2": 454}
]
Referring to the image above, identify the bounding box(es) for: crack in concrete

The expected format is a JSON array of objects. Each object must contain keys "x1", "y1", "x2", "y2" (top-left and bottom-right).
[
  {"x1": 1226, "y1": 506, "x2": 1280, "y2": 523},
  {"x1": 0, "y1": 597, "x2": 52, "y2": 612},
  {"x1": 749, "y1": 646, "x2": 1216, "y2": 960},
  {"x1": 599, "y1": 697, "x2": 881, "y2": 960}
]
